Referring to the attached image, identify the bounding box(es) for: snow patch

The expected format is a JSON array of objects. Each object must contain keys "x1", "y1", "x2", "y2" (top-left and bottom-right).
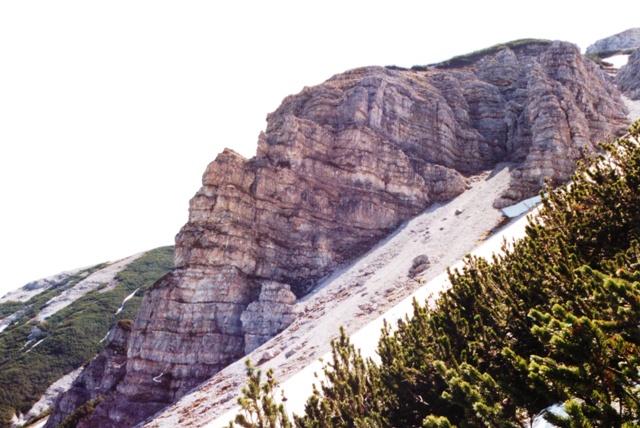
[
  {"x1": 604, "y1": 54, "x2": 630, "y2": 69},
  {"x1": 501, "y1": 195, "x2": 541, "y2": 218},
  {"x1": 532, "y1": 403, "x2": 567, "y2": 428},
  {"x1": 13, "y1": 367, "x2": 84, "y2": 427},
  {"x1": 25, "y1": 338, "x2": 45, "y2": 353},
  {"x1": 0, "y1": 308, "x2": 28, "y2": 334},
  {"x1": 115, "y1": 288, "x2": 139, "y2": 315}
]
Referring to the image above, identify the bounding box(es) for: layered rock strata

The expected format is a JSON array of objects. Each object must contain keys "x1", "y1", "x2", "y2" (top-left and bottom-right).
[
  {"x1": 47, "y1": 40, "x2": 629, "y2": 428},
  {"x1": 240, "y1": 281, "x2": 297, "y2": 354},
  {"x1": 616, "y1": 48, "x2": 640, "y2": 100}
]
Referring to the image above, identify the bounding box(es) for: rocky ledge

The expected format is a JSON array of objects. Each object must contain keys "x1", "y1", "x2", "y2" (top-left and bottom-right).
[{"x1": 46, "y1": 40, "x2": 629, "y2": 428}]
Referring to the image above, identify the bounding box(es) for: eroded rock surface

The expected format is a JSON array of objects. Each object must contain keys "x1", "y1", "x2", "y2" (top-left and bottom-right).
[
  {"x1": 617, "y1": 48, "x2": 640, "y2": 100},
  {"x1": 241, "y1": 281, "x2": 297, "y2": 354},
  {"x1": 47, "y1": 40, "x2": 629, "y2": 428},
  {"x1": 46, "y1": 323, "x2": 130, "y2": 428},
  {"x1": 586, "y1": 28, "x2": 640, "y2": 55}
]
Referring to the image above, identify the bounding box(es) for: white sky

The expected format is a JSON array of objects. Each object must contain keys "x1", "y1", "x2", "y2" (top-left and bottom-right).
[{"x1": 0, "y1": 1, "x2": 637, "y2": 296}]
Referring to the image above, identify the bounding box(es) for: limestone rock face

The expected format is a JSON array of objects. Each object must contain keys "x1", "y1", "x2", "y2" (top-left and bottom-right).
[
  {"x1": 49, "y1": 40, "x2": 629, "y2": 428},
  {"x1": 616, "y1": 48, "x2": 640, "y2": 100},
  {"x1": 241, "y1": 281, "x2": 297, "y2": 354},
  {"x1": 586, "y1": 28, "x2": 640, "y2": 55}
]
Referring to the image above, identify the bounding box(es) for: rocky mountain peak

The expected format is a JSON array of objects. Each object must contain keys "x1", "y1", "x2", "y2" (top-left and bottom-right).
[{"x1": 45, "y1": 39, "x2": 629, "y2": 428}]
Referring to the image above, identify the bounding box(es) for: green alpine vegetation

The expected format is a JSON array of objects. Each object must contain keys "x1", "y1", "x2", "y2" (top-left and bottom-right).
[
  {"x1": 0, "y1": 246, "x2": 173, "y2": 428},
  {"x1": 434, "y1": 39, "x2": 552, "y2": 69},
  {"x1": 587, "y1": 48, "x2": 638, "y2": 60},
  {"x1": 227, "y1": 360, "x2": 292, "y2": 428},
  {"x1": 386, "y1": 39, "x2": 552, "y2": 72},
  {"x1": 231, "y1": 120, "x2": 640, "y2": 427}
]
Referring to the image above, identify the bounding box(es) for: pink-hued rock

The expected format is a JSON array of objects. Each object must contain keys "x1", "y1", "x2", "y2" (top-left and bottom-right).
[
  {"x1": 46, "y1": 40, "x2": 629, "y2": 428},
  {"x1": 241, "y1": 281, "x2": 297, "y2": 354}
]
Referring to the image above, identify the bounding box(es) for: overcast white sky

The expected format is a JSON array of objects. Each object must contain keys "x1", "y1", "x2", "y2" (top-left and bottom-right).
[{"x1": 0, "y1": 1, "x2": 637, "y2": 296}]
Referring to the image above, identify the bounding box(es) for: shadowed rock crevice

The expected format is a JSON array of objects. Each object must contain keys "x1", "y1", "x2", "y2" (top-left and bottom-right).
[{"x1": 46, "y1": 39, "x2": 629, "y2": 428}]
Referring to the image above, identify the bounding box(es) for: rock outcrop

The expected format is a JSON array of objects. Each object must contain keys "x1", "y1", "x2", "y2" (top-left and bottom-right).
[
  {"x1": 46, "y1": 40, "x2": 629, "y2": 428},
  {"x1": 586, "y1": 27, "x2": 640, "y2": 55},
  {"x1": 45, "y1": 322, "x2": 130, "y2": 428},
  {"x1": 240, "y1": 281, "x2": 297, "y2": 354},
  {"x1": 617, "y1": 48, "x2": 640, "y2": 100}
]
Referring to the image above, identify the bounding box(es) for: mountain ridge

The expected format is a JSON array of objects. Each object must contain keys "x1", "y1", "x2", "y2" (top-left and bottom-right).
[
  {"x1": 586, "y1": 27, "x2": 640, "y2": 56},
  {"x1": 0, "y1": 247, "x2": 174, "y2": 428},
  {"x1": 2, "y1": 32, "x2": 637, "y2": 428},
  {"x1": 44, "y1": 38, "x2": 631, "y2": 428}
]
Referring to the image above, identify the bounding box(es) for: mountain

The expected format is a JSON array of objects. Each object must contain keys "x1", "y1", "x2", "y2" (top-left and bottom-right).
[
  {"x1": 37, "y1": 37, "x2": 632, "y2": 428},
  {"x1": 586, "y1": 27, "x2": 640, "y2": 56},
  {"x1": 150, "y1": 50, "x2": 640, "y2": 426},
  {"x1": 3, "y1": 31, "x2": 637, "y2": 428},
  {"x1": 583, "y1": 27, "x2": 640, "y2": 103},
  {"x1": 218, "y1": 121, "x2": 640, "y2": 427},
  {"x1": 144, "y1": 162, "x2": 529, "y2": 428},
  {"x1": 0, "y1": 247, "x2": 173, "y2": 428}
]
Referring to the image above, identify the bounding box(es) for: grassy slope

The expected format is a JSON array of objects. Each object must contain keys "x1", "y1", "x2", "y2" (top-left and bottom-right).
[
  {"x1": 0, "y1": 246, "x2": 173, "y2": 428},
  {"x1": 433, "y1": 39, "x2": 552, "y2": 69}
]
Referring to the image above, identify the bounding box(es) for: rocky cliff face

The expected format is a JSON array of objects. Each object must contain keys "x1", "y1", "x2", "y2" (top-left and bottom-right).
[
  {"x1": 616, "y1": 48, "x2": 640, "y2": 100},
  {"x1": 586, "y1": 27, "x2": 640, "y2": 55},
  {"x1": 45, "y1": 323, "x2": 130, "y2": 428},
  {"x1": 46, "y1": 40, "x2": 629, "y2": 428}
]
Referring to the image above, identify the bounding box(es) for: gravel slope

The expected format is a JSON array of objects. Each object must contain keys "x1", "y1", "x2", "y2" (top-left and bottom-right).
[{"x1": 143, "y1": 163, "x2": 529, "y2": 428}]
